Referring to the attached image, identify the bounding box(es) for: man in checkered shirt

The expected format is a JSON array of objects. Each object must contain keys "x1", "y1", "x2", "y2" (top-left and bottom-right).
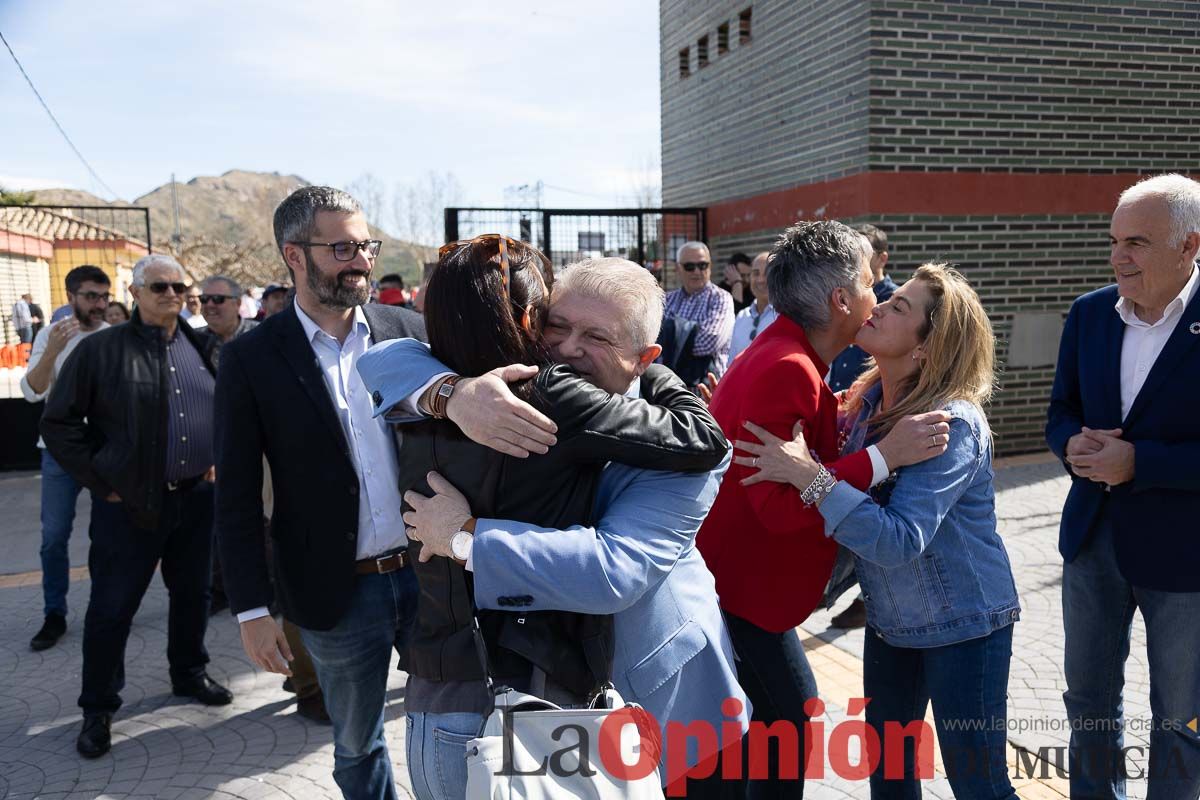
[{"x1": 664, "y1": 241, "x2": 736, "y2": 379}]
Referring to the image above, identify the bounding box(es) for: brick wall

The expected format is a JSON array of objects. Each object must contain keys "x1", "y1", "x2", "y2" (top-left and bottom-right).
[
  {"x1": 867, "y1": 0, "x2": 1200, "y2": 174},
  {"x1": 660, "y1": 0, "x2": 871, "y2": 206}
]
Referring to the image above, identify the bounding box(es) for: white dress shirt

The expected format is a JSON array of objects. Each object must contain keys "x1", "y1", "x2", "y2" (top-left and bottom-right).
[
  {"x1": 20, "y1": 320, "x2": 109, "y2": 448},
  {"x1": 238, "y1": 303, "x2": 408, "y2": 625},
  {"x1": 729, "y1": 302, "x2": 779, "y2": 361},
  {"x1": 1116, "y1": 265, "x2": 1199, "y2": 421}
]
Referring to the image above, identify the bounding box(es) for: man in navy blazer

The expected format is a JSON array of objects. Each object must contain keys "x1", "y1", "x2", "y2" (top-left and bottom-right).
[{"x1": 1046, "y1": 173, "x2": 1200, "y2": 800}]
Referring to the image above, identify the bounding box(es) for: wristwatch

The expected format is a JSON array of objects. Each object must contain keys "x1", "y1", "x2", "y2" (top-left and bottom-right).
[{"x1": 451, "y1": 517, "x2": 477, "y2": 563}]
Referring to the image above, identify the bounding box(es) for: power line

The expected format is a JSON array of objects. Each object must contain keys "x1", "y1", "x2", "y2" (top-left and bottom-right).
[{"x1": 0, "y1": 29, "x2": 118, "y2": 199}]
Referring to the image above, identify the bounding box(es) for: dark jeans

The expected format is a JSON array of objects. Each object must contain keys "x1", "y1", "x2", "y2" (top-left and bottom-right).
[
  {"x1": 1063, "y1": 516, "x2": 1200, "y2": 800},
  {"x1": 298, "y1": 568, "x2": 419, "y2": 800},
  {"x1": 78, "y1": 481, "x2": 215, "y2": 714},
  {"x1": 863, "y1": 624, "x2": 1018, "y2": 800},
  {"x1": 725, "y1": 612, "x2": 817, "y2": 799}
]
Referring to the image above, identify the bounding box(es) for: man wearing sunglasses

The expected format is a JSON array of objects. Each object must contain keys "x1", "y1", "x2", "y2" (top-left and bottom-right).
[
  {"x1": 42, "y1": 254, "x2": 232, "y2": 760},
  {"x1": 213, "y1": 186, "x2": 426, "y2": 800},
  {"x1": 663, "y1": 241, "x2": 735, "y2": 383},
  {"x1": 21, "y1": 265, "x2": 112, "y2": 654},
  {"x1": 198, "y1": 275, "x2": 258, "y2": 353}
]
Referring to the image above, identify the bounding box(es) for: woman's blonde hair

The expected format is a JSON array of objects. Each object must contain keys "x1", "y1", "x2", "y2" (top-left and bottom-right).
[{"x1": 844, "y1": 263, "x2": 995, "y2": 436}]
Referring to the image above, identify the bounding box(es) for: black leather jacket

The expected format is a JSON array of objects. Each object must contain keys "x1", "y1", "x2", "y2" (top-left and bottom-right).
[
  {"x1": 399, "y1": 363, "x2": 729, "y2": 699},
  {"x1": 41, "y1": 308, "x2": 217, "y2": 530}
]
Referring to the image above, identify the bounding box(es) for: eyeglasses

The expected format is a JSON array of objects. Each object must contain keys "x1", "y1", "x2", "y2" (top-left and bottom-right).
[
  {"x1": 72, "y1": 291, "x2": 111, "y2": 302},
  {"x1": 438, "y1": 234, "x2": 551, "y2": 300},
  {"x1": 291, "y1": 239, "x2": 382, "y2": 261},
  {"x1": 145, "y1": 282, "x2": 188, "y2": 295},
  {"x1": 200, "y1": 294, "x2": 233, "y2": 305},
  {"x1": 680, "y1": 261, "x2": 710, "y2": 272}
]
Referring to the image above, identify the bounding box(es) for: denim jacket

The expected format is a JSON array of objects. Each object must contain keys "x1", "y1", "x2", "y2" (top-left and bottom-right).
[{"x1": 818, "y1": 384, "x2": 1020, "y2": 648}]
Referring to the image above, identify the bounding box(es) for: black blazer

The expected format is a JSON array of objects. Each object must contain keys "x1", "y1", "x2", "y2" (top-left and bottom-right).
[{"x1": 214, "y1": 303, "x2": 426, "y2": 630}]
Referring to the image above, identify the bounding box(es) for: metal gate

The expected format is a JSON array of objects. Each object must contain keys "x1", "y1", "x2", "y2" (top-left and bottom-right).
[{"x1": 444, "y1": 207, "x2": 705, "y2": 290}]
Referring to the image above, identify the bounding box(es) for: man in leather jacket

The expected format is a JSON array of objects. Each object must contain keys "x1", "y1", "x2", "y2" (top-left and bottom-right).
[{"x1": 41, "y1": 254, "x2": 233, "y2": 760}]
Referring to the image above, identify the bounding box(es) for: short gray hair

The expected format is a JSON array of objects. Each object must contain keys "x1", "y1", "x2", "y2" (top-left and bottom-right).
[
  {"x1": 273, "y1": 186, "x2": 362, "y2": 256},
  {"x1": 675, "y1": 240, "x2": 710, "y2": 264},
  {"x1": 132, "y1": 254, "x2": 185, "y2": 286},
  {"x1": 202, "y1": 274, "x2": 244, "y2": 298},
  {"x1": 767, "y1": 220, "x2": 872, "y2": 330},
  {"x1": 1118, "y1": 173, "x2": 1200, "y2": 247},
  {"x1": 556, "y1": 258, "x2": 664, "y2": 352}
]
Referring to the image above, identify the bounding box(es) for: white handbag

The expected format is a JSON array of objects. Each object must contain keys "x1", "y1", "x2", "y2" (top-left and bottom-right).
[{"x1": 463, "y1": 617, "x2": 665, "y2": 799}]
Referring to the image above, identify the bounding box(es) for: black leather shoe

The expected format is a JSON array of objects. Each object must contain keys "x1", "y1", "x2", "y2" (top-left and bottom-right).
[
  {"x1": 30, "y1": 613, "x2": 66, "y2": 651},
  {"x1": 281, "y1": 677, "x2": 296, "y2": 694},
  {"x1": 76, "y1": 713, "x2": 112, "y2": 758},
  {"x1": 172, "y1": 674, "x2": 233, "y2": 706},
  {"x1": 296, "y1": 692, "x2": 332, "y2": 725}
]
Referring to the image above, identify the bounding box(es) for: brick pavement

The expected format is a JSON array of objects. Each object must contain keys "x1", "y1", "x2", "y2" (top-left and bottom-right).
[{"x1": 0, "y1": 457, "x2": 1154, "y2": 798}]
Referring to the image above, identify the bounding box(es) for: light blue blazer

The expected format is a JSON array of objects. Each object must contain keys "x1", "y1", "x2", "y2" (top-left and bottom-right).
[{"x1": 356, "y1": 339, "x2": 751, "y2": 772}]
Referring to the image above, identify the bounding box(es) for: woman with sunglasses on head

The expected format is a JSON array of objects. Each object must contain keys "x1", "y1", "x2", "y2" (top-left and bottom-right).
[
  {"x1": 738, "y1": 264, "x2": 1020, "y2": 800},
  {"x1": 360, "y1": 235, "x2": 729, "y2": 800}
]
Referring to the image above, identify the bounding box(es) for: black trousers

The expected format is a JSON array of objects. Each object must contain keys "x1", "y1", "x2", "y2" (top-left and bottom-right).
[{"x1": 78, "y1": 481, "x2": 214, "y2": 714}]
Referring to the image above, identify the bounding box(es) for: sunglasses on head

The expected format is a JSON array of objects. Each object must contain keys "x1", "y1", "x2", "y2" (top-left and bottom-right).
[
  {"x1": 438, "y1": 234, "x2": 551, "y2": 300},
  {"x1": 146, "y1": 282, "x2": 188, "y2": 295},
  {"x1": 200, "y1": 294, "x2": 233, "y2": 305},
  {"x1": 680, "y1": 261, "x2": 710, "y2": 272}
]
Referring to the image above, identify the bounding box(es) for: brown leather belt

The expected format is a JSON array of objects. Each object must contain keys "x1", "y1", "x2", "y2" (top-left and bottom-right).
[{"x1": 354, "y1": 549, "x2": 410, "y2": 575}]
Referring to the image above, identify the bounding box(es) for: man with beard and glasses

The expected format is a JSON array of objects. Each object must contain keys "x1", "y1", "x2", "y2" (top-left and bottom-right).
[
  {"x1": 21, "y1": 265, "x2": 112, "y2": 652},
  {"x1": 213, "y1": 186, "x2": 426, "y2": 800}
]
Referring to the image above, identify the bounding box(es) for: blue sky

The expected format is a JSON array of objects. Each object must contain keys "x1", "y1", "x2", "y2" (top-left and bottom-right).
[{"x1": 1, "y1": 1, "x2": 662, "y2": 208}]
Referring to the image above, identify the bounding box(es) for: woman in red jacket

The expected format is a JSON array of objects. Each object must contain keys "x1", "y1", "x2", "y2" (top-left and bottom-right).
[{"x1": 697, "y1": 221, "x2": 949, "y2": 798}]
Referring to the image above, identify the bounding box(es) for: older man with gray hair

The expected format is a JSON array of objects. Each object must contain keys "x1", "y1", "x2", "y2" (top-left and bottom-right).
[
  {"x1": 42, "y1": 253, "x2": 231, "y2": 760},
  {"x1": 1048, "y1": 173, "x2": 1200, "y2": 800},
  {"x1": 663, "y1": 240, "x2": 735, "y2": 382},
  {"x1": 199, "y1": 274, "x2": 258, "y2": 347},
  {"x1": 357, "y1": 256, "x2": 751, "y2": 797}
]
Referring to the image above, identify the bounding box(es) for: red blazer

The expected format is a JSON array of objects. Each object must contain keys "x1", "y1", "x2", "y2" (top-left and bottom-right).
[{"x1": 696, "y1": 315, "x2": 871, "y2": 633}]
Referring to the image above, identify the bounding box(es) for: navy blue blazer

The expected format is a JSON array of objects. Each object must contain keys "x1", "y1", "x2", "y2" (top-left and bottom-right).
[{"x1": 1046, "y1": 281, "x2": 1200, "y2": 591}]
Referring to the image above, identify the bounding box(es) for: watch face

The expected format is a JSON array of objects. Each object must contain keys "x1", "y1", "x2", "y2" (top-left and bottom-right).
[{"x1": 452, "y1": 531, "x2": 472, "y2": 560}]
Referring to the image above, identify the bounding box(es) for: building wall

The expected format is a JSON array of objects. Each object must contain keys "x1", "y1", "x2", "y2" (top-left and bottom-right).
[
  {"x1": 51, "y1": 240, "x2": 145, "y2": 307},
  {"x1": 660, "y1": 0, "x2": 871, "y2": 207},
  {"x1": 660, "y1": 0, "x2": 1197, "y2": 454},
  {"x1": 866, "y1": 0, "x2": 1200, "y2": 174}
]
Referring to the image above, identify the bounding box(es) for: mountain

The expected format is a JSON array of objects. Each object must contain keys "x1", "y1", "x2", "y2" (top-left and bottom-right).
[{"x1": 32, "y1": 170, "x2": 434, "y2": 286}]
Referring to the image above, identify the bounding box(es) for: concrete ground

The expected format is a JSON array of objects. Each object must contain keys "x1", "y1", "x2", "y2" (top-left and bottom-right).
[{"x1": 0, "y1": 457, "x2": 1152, "y2": 798}]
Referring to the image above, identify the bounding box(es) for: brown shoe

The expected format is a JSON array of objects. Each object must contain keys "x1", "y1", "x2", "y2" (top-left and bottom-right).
[
  {"x1": 830, "y1": 598, "x2": 867, "y2": 629},
  {"x1": 296, "y1": 692, "x2": 331, "y2": 725}
]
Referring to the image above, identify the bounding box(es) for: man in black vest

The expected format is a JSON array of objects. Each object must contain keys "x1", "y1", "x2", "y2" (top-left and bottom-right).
[{"x1": 214, "y1": 187, "x2": 426, "y2": 800}]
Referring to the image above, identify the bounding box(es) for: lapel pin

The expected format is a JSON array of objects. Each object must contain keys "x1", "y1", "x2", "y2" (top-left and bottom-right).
[{"x1": 1191, "y1": 322, "x2": 1200, "y2": 335}]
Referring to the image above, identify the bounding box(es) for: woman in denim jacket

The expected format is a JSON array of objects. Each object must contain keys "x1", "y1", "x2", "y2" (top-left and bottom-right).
[{"x1": 739, "y1": 263, "x2": 1020, "y2": 799}]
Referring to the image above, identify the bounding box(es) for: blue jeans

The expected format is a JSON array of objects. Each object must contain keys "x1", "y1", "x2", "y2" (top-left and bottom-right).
[
  {"x1": 298, "y1": 568, "x2": 419, "y2": 800},
  {"x1": 40, "y1": 449, "x2": 82, "y2": 617},
  {"x1": 1063, "y1": 516, "x2": 1200, "y2": 800},
  {"x1": 725, "y1": 612, "x2": 817, "y2": 799},
  {"x1": 863, "y1": 624, "x2": 1018, "y2": 800},
  {"x1": 406, "y1": 711, "x2": 482, "y2": 800}
]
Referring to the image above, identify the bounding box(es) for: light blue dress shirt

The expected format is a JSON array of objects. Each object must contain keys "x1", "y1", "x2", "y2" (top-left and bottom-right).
[{"x1": 294, "y1": 302, "x2": 407, "y2": 560}]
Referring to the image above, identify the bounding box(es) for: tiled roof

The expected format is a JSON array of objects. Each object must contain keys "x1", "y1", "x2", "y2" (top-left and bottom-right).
[{"x1": 0, "y1": 206, "x2": 147, "y2": 247}]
